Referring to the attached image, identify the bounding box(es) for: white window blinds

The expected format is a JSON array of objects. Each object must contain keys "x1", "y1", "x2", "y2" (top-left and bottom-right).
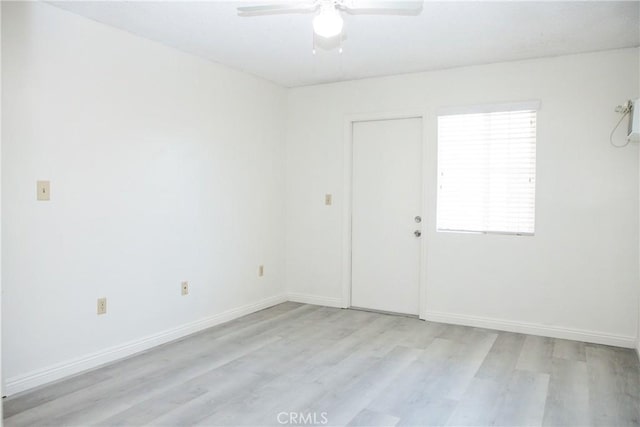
[{"x1": 437, "y1": 105, "x2": 537, "y2": 235}]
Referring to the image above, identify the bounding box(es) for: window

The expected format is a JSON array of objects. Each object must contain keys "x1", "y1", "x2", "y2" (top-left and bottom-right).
[{"x1": 436, "y1": 102, "x2": 538, "y2": 235}]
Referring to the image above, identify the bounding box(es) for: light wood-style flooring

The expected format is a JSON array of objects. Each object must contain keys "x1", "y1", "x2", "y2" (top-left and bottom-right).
[{"x1": 4, "y1": 302, "x2": 640, "y2": 426}]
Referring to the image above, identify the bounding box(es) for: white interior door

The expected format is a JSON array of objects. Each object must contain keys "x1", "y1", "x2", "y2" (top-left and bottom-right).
[{"x1": 351, "y1": 117, "x2": 423, "y2": 315}]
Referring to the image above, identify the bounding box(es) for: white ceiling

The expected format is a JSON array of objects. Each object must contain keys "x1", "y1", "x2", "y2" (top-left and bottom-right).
[{"x1": 51, "y1": 1, "x2": 640, "y2": 87}]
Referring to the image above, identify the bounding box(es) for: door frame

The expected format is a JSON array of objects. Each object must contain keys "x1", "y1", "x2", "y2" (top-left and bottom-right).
[{"x1": 341, "y1": 111, "x2": 429, "y2": 320}]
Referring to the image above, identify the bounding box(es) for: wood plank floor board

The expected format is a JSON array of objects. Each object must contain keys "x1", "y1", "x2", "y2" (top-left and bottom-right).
[
  {"x1": 96, "y1": 330, "x2": 337, "y2": 427},
  {"x1": 200, "y1": 316, "x2": 393, "y2": 424},
  {"x1": 396, "y1": 320, "x2": 445, "y2": 350},
  {"x1": 96, "y1": 385, "x2": 210, "y2": 427},
  {"x1": 542, "y1": 358, "x2": 590, "y2": 427},
  {"x1": 414, "y1": 339, "x2": 490, "y2": 402},
  {"x1": 437, "y1": 332, "x2": 498, "y2": 400},
  {"x1": 141, "y1": 369, "x2": 277, "y2": 426},
  {"x1": 444, "y1": 377, "x2": 504, "y2": 426},
  {"x1": 102, "y1": 305, "x2": 361, "y2": 427},
  {"x1": 155, "y1": 308, "x2": 395, "y2": 426},
  {"x1": 196, "y1": 342, "x2": 392, "y2": 425},
  {"x1": 474, "y1": 331, "x2": 527, "y2": 384},
  {"x1": 492, "y1": 369, "x2": 550, "y2": 427},
  {"x1": 395, "y1": 397, "x2": 458, "y2": 427},
  {"x1": 516, "y1": 335, "x2": 555, "y2": 374},
  {"x1": 347, "y1": 408, "x2": 400, "y2": 427},
  {"x1": 367, "y1": 347, "x2": 452, "y2": 417},
  {"x1": 306, "y1": 346, "x2": 421, "y2": 426},
  {"x1": 4, "y1": 303, "x2": 640, "y2": 427},
  {"x1": 365, "y1": 333, "x2": 493, "y2": 424},
  {"x1": 552, "y1": 338, "x2": 587, "y2": 362},
  {"x1": 25, "y1": 334, "x2": 284, "y2": 427},
  {"x1": 586, "y1": 344, "x2": 640, "y2": 426}
]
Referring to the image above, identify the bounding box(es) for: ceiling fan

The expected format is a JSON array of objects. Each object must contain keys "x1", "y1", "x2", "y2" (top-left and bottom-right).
[{"x1": 237, "y1": 0, "x2": 423, "y2": 39}]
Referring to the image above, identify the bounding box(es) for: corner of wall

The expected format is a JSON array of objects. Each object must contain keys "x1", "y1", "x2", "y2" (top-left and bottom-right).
[{"x1": 286, "y1": 292, "x2": 342, "y2": 308}]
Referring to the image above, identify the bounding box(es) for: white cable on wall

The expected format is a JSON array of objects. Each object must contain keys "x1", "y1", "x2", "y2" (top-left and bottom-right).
[{"x1": 610, "y1": 101, "x2": 632, "y2": 148}]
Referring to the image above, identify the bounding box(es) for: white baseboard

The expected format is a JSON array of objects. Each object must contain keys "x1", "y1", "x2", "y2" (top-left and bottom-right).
[
  {"x1": 425, "y1": 310, "x2": 636, "y2": 349},
  {"x1": 286, "y1": 292, "x2": 343, "y2": 308},
  {"x1": 5, "y1": 294, "x2": 287, "y2": 396}
]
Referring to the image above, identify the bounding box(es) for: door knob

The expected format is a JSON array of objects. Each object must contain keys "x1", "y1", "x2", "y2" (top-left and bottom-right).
[
  {"x1": 415, "y1": 216, "x2": 422, "y2": 223},
  {"x1": 414, "y1": 230, "x2": 422, "y2": 237}
]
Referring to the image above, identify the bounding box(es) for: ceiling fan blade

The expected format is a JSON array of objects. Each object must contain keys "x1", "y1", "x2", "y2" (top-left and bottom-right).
[
  {"x1": 339, "y1": 0, "x2": 423, "y2": 11},
  {"x1": 237, "y1": 2, "x2": 318, "y2": 15}
]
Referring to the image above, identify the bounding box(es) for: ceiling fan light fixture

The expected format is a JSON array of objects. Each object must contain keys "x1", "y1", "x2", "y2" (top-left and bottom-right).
[{"x1": 312, "y1": 6, "x2": 343, "y2": 38}]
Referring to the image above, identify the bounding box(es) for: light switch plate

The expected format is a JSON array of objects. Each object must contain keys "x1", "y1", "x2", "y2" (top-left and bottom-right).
[
  {"x1": 37, "y1": 181, "x2": 50, "y2": 201},
  {"x1": 325, "y1": 194, "x2": 332, "y2": 206},
  {"x1": 258, "y1": 265, "x2": 264, "y2": 277},
  {"x1": 181, "y1": 281, "x2": 189, "y2": 296}
]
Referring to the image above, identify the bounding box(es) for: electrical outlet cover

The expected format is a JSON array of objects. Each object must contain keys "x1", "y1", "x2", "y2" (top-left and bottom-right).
[{"x1": 97, "y1": 297, "x2": 107, "y2": 315}]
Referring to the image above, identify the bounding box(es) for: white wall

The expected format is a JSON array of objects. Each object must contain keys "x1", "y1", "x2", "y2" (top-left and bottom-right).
[
  {"x1": 0, "y1": 0, "x2": 3, "y2": 412},
  {"x1": 2, "y1": 2, "x2": 286, "y2": 394},
  {"x1": 286, "y1": 48, "x2": 640, "y2": 346}
]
